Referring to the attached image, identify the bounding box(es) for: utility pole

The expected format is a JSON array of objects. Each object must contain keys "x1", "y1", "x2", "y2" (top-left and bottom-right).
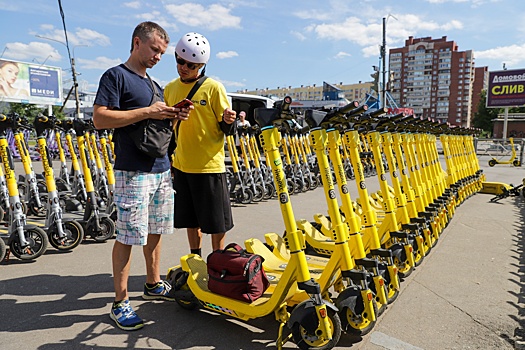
[
  {"x1": 35, "y1": 35, "x2": 86, "y2": 118},
  {"x1": 71, "y1": 57, "x2": 81, "y2": 118},
  {"x1": 381, "y1": 17, "x2": 387, "y2": 109}
]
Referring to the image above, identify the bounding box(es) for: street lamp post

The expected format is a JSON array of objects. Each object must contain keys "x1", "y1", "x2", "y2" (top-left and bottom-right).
[{"x1": 35, "y1": 35, "x2": 87, "y2": 118}]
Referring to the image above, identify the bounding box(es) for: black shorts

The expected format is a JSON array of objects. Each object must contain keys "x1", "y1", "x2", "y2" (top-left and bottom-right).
[{"x1": 173, "y1": 169, "x2": 234, "y2": 234}]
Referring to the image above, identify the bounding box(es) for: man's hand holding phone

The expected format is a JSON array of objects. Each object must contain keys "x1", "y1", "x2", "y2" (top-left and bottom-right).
[
  {"x1": 174, "y1": 99, "x2": 193, "y2": 109},
  {"x1": 173, "y1": 99, "x2": 194, "y2": 121}
]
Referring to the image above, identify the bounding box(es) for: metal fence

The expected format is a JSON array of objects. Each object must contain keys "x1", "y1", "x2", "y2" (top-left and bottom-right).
[{"x1": 473, "y1": 138, "x2": 524, "y2": 164}]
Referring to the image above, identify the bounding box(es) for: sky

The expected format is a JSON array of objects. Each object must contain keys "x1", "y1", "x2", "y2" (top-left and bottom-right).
[{"x1": 1, "y1": 0, "x2": 524, "y2": 96}]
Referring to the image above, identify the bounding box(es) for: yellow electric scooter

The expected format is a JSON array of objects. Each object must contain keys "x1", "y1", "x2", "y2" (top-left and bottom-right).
[
  {"x1": 33, "y1": 115, "x2": 84, "y2": 250},
  {"x1": 488, "y1": 137, "x2": 521, "y2": 167},
  {"x1": 168, "y1": 97, "x2": 341, "y2": 350},
  {"x1": 247, "y1": 107, "x2": 379, "y2": 335},
  {"x1": 0, "y1": 114, "x2": 48, "y2": 260}
]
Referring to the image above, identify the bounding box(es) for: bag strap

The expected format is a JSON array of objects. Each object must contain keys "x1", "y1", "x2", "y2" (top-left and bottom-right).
[
  {"x1": 185, "y1": 75, "x2": 208, "y2": 100},
  {"x1": 146, "y1": 73, "x2": 162, "y2": 106},
  {"x1": 223, "y1": 243, "x2": 244, "y2": 254},
  {"x1": 176, "y1": 76, "x2": 208, "y2": 133}
]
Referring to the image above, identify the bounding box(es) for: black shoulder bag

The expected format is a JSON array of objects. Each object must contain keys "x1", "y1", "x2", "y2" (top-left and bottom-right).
[{"x1": 127, "y1": 74, "x2": 173, "y2": 158}]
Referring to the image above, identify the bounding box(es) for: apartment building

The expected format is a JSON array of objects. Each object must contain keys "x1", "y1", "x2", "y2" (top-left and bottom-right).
[
  {"x1": 237, "y1": 81, "x2": 373, "y2": 105},
  {"x1": 389, "y1": 36, "x2": 487, "y2": 127}
]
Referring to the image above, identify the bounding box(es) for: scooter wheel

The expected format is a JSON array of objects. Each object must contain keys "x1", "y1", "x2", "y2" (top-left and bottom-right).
[
  {"x1": 336, "y1": 288, "x2": 377, "y2": 336},
  {"x1": 513, "y1": 160, "x2": 521, "y2": 167},
  {"x1": 303, "y1": 178, "x2": 311, "y2": 192},
  {"x1": 17, "y1": 183, "x2": 27, "y2": 197},
  {"x1": 236, "y1": 188, "x2": 253, "y2": 205},
  {"x1": 309, "y1": 177, "x2": 320, "y2": 190},
  {"x1": 291, "y1": 305, "x2": 341, "y2": 350},
  {"x1": 390, "y1": 243, "x2": 413, "y2": 279},
  {"x1": 20, "y1": 200, "x2": 28, "y2": 215},
  {"x1": 287, "y1": 179, "x2": 296, "y2": 195},
  {"x1": 252, "y1": 184, "x2": 264, "y2": 202},
  {"x1": 55, "y1": 178, "x2": 71, "y2": 192},
  {"x1": 263, "y1": 183, "x2": 275, "y2": 200},
  {"x1": 378, "y1": 263, "x2": 400, "y2": 304},
  {"x1": 28, "y1": 196, "x2": 47, "y2": 217},
  {"x1": 167, "y1": 267, "x2": 199, "y2": 310},
  {"x1": 91, "y1": 217, "x2": 115, "y2": 242},
  {"x1": 488, "y1": 159, "x2": 496, "y2": 167},
  {"x1": 10, "y1": 227, "x2": 49, "y2": 260},
  {"x1": 0, "y1": 237, "x2": 6, "y2": 262},
  {"x1": 49, "y1": 220, "x2": 84, "y2": 250}
]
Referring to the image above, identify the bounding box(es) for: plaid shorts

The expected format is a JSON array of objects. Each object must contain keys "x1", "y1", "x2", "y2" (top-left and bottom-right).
[{"x1": 114, "y1": 170, "x2": 174, "y2": 246}]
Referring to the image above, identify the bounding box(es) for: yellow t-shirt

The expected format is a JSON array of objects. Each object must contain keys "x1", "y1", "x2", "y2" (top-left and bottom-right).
[{"x1": 164, "y1": 77, "x2": 230, "y2": 173}]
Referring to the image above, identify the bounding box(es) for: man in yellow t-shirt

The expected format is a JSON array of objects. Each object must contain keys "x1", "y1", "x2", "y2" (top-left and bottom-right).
[{"x1": 164, "y1": 32, "x2": 236, "y2": 256}]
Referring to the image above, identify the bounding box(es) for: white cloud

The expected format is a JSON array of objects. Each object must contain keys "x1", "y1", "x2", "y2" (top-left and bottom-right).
[
  {"x1": 334, "y1": 51, "x2": 351, "y2": 59},
  {"x1": 310, "y1": 14, "x2": 464, "y2": 49},
  {"x1": 476, "y1": 43, "x2": 525, "y2": 66},
  {"x1": 123, "y1": 1, "x2": 140, "y2": 9},
  {"x1": 34, "y1": 25, "x2": 111, "y2": 47},
  {"x1": 426, "y1": 0, "x2": 487, "y2": 4},
  {"x1": 40, "y1": 24, "x2": 54, "y2": 31},
  {"x1": 216, "y1": 51, "x2": 238, "y2": 59},
  {"x1": 291, "y1": 31, "x2": 307, "y2": 41},
  {"x1": 75, "y1": 28, "x2": 111, "y2": 46},
  {"x1": 77, "y1": 56, "x2": 122, "y2": 70},
  {"x1": 165, "y1": 3, "x2": 241, "y2": 31},
  {"x1": 136, "y1": 12, "x2": 178, "y2": 31},
  {"x1": 3, "y1": 42, "x2": 62, "y2": 63},
  {"x1": 361, "y1": 44, "x2": 380, "y2": 58},
  {"x1": 293, "y1": 9, "x2": 331, "y2": 21}
]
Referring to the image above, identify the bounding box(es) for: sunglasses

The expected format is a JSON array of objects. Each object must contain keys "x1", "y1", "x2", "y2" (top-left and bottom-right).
[{"x1": 176, "y1": 56, "x2": 200, "y2": 70}]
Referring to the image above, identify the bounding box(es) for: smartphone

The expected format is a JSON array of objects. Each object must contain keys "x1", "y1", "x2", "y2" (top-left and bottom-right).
[{"x1": 173, "y1": 99, "x2": 193, "y2": 109}]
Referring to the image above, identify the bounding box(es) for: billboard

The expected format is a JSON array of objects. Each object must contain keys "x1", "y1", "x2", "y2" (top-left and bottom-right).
[
  {"x1": 487, "y1": 68, "x2": 525, "y2": 107},
  {"x1": 0, "y1": 59, "x2": 62, "y2": 106}
]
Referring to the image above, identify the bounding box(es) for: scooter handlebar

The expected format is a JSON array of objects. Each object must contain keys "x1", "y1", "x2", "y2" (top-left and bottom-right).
[
  {"x1": 254, "y1": 96, "x2": 294, "y2": 128},
  {"x1": 324, "y1": 101, "x2": 360, "y2": 120}
]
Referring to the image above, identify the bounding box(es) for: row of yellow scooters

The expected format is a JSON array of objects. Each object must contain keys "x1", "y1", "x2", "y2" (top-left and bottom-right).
[{"x1": 166, "y1": 97, "x2": 484, "y2": 350}]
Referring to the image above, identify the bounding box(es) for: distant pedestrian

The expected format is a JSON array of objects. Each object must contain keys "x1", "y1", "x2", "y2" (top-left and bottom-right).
[{"x1": 236, "y1": 111, "x2": 250, "y2": 149}]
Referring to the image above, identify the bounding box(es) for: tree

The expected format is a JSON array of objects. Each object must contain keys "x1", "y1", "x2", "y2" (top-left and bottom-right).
[
  {"x1": 472, "y1": 90, "x2": 500, "y2": 136},
  {"x1": 0, "y1": 103, "x2": 64, "y2": 122},
  {"x1": 8, "y1": 103, "x2": 42, "y2": 122}
]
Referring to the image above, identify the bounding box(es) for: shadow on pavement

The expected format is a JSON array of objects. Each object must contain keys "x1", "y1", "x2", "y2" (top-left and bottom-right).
[{"x1": 1, "y1": 273, "x2": 332, "y2": 349}]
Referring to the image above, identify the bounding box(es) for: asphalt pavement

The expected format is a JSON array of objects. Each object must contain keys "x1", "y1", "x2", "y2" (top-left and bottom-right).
[{"x1": 1, "y1": 153, "x2": 524, "y2": 350}]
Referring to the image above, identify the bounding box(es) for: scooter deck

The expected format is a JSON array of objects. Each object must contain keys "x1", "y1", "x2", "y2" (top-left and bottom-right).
[
  {"x1": 185, "y1": 255, "x2": 274, "y2": 306},
  {"x1": 245, "y1": 238, "x2": 325, "y2": 278}
]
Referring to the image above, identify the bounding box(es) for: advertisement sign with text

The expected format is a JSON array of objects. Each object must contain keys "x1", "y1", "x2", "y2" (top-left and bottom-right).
[
  {"x1": 0, "y1": 58, "x2": 62, "y2": 105},
  {"x1": 487, "y1": 68, "x2": 525, "y2": 107}
]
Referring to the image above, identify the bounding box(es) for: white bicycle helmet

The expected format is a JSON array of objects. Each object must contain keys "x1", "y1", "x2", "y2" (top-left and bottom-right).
[{"x1": 175, "y1": 32, "x2": 210, "y2": 64}]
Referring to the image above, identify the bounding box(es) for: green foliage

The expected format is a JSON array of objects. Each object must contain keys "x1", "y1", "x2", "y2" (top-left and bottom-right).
[
  {"x1": 472, "y1": 90, "x2": 500, "y2": 135},
  {"x1": 473, "y1": 91, "x2": 525, "y2": 136},
  {"x1": 0, "y1": 103, "x2": 64, "y2": 122}
]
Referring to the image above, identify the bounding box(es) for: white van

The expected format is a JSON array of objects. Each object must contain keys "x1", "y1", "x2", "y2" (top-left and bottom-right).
[{"x1": 227, "y1": 92, "x2": 275, "y2": 125}]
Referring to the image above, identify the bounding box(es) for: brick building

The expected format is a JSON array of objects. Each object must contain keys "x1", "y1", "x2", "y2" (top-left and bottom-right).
[{"x1": 389, "y1": 36, "x2": 488, "y2": 127}]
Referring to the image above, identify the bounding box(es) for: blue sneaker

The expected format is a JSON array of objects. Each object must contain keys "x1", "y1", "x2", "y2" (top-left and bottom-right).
[
  {"x1": 142, "y1": 280, "x2": 175, "y2": 301},
  {"x1": 110, "y1": 300, "x2": 144, "y2": 331}
]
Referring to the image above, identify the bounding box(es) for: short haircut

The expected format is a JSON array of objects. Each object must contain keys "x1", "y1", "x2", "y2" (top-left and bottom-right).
[{"x1": 130, "y1": 21, "x2": 170, "y2": 53}]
